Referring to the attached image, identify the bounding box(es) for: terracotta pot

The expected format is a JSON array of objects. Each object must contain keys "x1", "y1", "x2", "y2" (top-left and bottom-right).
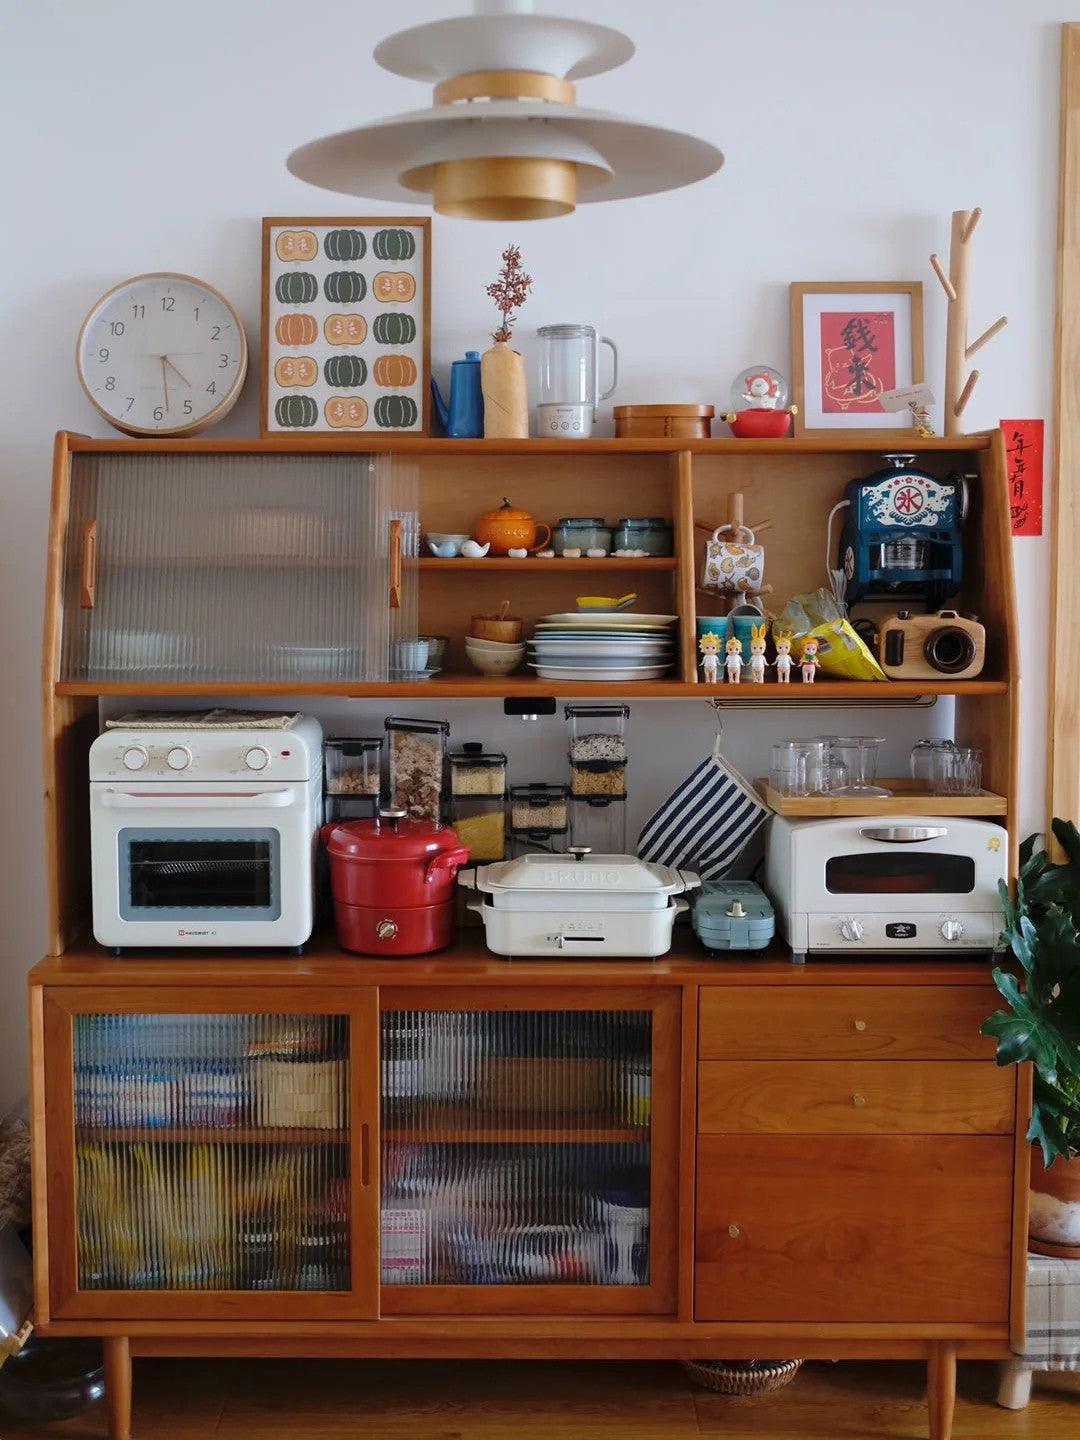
[
  {"x1": 1029, "y1": 1148, "x2": 1080, "y2": 1258},
  {"x1": 481, "y1": 340, "x2": 529, "y2": 438}
]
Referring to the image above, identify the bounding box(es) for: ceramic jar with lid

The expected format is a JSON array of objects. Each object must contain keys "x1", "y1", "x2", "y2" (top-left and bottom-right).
[{"x1": 612, "y1": 518, "x2": 673, "y2": 556}]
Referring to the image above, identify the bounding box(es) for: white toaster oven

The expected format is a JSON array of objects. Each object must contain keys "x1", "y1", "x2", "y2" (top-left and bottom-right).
[{"x1": 764, "y1": 815, "x2": 1007, "y2": 961}]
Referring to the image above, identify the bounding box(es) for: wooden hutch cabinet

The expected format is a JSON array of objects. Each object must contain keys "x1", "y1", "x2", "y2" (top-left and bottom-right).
[{"x1": 32, "y1": 431, "x2": 1026, "y2": 1440}]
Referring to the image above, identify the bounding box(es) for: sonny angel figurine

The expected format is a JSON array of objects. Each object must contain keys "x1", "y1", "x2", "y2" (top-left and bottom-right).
[
  {"x1": 748, "y1": 622, "x2": 768, "y2": 684},
  {"x1": 773, "y1": 631, "x2": 794, "y2": 684},
  {"x1": 799, "y1": 635, "x2": 821, "y2": 684},
  {"x1": 699, "y1": 631, "x2": 722, "y2": 684},
  {"x1": 724, "y1": 634, "x2": 744, "y2": 684}
]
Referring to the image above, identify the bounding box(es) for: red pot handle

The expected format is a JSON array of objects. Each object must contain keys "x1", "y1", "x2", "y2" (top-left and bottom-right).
[{"x1": 424, "y1": 847, "x2": 470, "y2": 884}]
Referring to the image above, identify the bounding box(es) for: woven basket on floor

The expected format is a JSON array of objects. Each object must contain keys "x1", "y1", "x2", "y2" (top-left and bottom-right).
[{"x1": 681, "y1": 1359, "x2": 803, "y2": 1396}]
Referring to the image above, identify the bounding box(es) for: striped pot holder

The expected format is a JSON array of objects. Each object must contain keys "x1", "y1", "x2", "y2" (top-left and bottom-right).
[{"x1": 636, "y1": 738, "x2": 769, "y2": 881}]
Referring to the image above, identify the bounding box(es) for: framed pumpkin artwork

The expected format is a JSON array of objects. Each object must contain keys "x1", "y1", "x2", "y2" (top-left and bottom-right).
[
  {"x1": 261, "y1": 217, "x2": 431, "y2": 435},
  {"x1": 789, "y1": 281, "x2": 924, "y2": 438}
]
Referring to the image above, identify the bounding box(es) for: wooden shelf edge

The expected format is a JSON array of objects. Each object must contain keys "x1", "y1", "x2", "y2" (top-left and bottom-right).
[
  {"x1": 418, "y1": 556, "x2": 677, "y2": 571},
  {"x1": 55, "y1": 678, "x2": 1011, "y2": 700},
  {"x1": 78, "y1": 1127, "x2": 348, "y2": 1145},
  {"x1": 58, "y1": 429, "x2": 995, "y2": 457},
  {"x1": 755, "y1": 779, "x2": 1009, "y2": 818}
]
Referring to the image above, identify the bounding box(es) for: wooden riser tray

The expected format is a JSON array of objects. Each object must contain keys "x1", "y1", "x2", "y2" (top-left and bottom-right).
[{"x1": 757, "y1": 777, "x2": 1008, "y2": 817}]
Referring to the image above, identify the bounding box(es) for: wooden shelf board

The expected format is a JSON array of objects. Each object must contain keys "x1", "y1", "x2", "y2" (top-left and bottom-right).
[
  {"x1": 54, "y1": 677, "x2": 1010, "y2": 700},
  {"x1": 382, "y1": 1106, "x2": 648, "y2": 1146},
  {"x1": 61, "y1": 430, "x2": 994, "y2": 458},
  {"x1": 419, "y1": 556, "x2": 677, "y2": 572},
  {"x1": 77, "y1": 1126, "x2": 348, "y2": 1145},
  {"x1": 756, "y1": 778, "x2": 1008, "y2": 818}
]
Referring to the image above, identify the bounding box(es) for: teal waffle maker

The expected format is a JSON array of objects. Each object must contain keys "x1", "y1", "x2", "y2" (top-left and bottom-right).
[{"x1": 693, "y1": 881, "x2": 774, "y2": 954}]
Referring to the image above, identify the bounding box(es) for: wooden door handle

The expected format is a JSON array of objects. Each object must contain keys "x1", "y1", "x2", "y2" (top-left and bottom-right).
[
  {"x1": 80, "y1": 520, "x2": 97, "y2": 609},
  {"x1": 360, "y1": 1122, "x2": 371, "y2": 1187},
  {"x1": 388, "y1": 518, "x2": 402, "y2": 610}
]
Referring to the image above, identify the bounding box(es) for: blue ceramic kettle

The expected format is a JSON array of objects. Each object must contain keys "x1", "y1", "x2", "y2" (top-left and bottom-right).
[{"x1": 431, "y1": 351, "x2": 484, "y2": 438}]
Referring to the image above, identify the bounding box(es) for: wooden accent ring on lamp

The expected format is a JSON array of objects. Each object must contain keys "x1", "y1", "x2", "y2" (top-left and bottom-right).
[
  {"x1": 428, "y1": 155, "x2": 577, "y2": 219},
  {"x1": 434, "y1": 69, "x2": 576, "y2": 105}
]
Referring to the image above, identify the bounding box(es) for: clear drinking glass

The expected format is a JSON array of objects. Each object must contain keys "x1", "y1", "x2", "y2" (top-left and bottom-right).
[
  {"x1": 770, "y1": 740, "x2": 829, "y2": 797},
  {"x1": 824, "y1": 736, "x2": 891, "y2": 798},
  {"x1": 931, "y1": 745, "x2": 983, "y2": 796},
  {"x1": 910, "y1": 739, "x2": 957, "y2": 787}
]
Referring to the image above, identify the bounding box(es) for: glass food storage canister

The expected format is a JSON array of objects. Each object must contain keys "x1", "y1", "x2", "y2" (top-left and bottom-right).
[
  {"x1": 451, "y1": 796, "x2": 507, "y2": 862},
  {"x1": 570, "y1": 795, "x2": 628, "y2": 854},
  {"x1": 449, "y1": 742, "x2": 507, "y2": 797},
  {"x1": 385, "y1": 717, "x2": 449, "y2": 824},
  {"x1": 611, "y1": 518, "x2": 674, "y2": 556},
  {"x1": 509, "y1": 783, "x2": 569, "y2": 852},
  {"x1": 324, "y1": 737, "x2": 383, "y2": 797},
  {"x1": 552, "y1": 518, "x2": 613, "y2": 556},
  {"x1": 566, "y1": 704, "x2": 629, "y2": 762}
]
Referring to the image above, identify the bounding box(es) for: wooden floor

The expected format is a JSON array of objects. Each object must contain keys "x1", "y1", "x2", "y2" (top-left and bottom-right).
[{"x1": 3, "y1": 1358, "x2": 1076, "y2": 1439}]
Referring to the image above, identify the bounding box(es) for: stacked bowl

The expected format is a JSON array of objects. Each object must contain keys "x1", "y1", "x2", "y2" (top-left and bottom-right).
[{"x1": 465, "y1": 636, "x2": 526, "y2": 676}]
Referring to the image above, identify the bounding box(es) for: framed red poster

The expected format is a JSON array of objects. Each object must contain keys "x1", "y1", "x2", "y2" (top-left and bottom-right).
[{"x1": 790, "y1": 281, "x2": 924, "y2": 438}]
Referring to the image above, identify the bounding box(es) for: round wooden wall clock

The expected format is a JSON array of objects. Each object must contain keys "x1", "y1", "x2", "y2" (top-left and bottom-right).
[{"x1": 76, "y1": 273, "x2": 248, "y2": 436}]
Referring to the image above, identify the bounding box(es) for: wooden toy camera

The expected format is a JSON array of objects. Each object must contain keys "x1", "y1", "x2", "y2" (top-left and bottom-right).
[{"x1": 877, "y1": 609, "x2": 986, "y2": 681}]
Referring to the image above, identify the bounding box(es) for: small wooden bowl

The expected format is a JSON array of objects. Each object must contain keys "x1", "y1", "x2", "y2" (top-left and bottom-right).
[{"x1": 470, "y1": 614, "x2": 523, "y2": 644}]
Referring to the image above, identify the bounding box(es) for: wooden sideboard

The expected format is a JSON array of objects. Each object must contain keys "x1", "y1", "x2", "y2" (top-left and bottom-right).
[{"x1": 33, "y1": 429, "x2": 1025, "y2": 1440}]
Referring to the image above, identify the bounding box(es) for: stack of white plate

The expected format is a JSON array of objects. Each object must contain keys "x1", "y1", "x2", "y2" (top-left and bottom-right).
[{"x1": 528, "y1": 613, "x2": 678, "y2": 681}]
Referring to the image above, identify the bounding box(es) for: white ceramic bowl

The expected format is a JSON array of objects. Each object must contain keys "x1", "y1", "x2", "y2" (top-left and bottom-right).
[
  {"x1": 426, "y1": 532, "x2": 471, "y2": 556},
  {"x1": 465, "y1": 641, "x2": 525, "y2": 676},
  {"x1": 465, "y1": 636, "x2": 525, "y2": 653}
]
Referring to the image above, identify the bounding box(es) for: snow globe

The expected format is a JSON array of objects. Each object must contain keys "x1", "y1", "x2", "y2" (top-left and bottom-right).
[{"x1": 724, "y1": 365, "x2": 796, "y2": 439}]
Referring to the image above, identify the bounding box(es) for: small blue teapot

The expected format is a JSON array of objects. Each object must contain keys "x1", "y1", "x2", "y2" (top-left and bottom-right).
[{"x1": 431, "y1": 351, "x2": 484, "y2": 438}]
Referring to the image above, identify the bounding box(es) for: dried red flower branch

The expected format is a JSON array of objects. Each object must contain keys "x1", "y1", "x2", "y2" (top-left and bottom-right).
[{"x1": 486, "y1": 244, "x2": 533, "y2": 343}]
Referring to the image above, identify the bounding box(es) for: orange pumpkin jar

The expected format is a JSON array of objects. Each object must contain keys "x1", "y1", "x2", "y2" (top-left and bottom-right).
[{"x1": 472, "y1": 498, "x2": 552, "y2": 556}]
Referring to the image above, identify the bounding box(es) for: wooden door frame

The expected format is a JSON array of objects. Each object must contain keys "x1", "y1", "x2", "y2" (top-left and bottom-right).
[{"x1": 1048, "y1": 23, "x2": 1080, "y2": 834}]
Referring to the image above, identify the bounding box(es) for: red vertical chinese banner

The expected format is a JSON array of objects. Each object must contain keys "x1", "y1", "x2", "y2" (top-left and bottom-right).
[{"x1": 1001, "y1": 419, "x2": 1044, "y2": 536}]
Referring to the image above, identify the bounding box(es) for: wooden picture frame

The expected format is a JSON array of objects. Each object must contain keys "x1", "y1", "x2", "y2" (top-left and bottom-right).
[
  {"x1": 790, "y1": 281, "x2": 924, "y2": 439},
  {"x1": 261, "y1": 216, "x2": 432, "y2": 437}
]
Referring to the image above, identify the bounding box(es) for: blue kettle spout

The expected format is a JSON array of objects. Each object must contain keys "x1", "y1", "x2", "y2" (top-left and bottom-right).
[{"x1": 430, "y1": 375, "x2": 450, "y2": 433}]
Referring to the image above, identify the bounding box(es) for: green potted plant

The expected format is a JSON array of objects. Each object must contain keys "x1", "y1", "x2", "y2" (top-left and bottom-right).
[{"x1": 982, "y1": 818, "x2": 1080, "y2": 1256}]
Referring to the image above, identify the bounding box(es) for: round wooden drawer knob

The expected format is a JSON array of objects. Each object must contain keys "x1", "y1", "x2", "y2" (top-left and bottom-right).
[
  {"x1": 852, "y1": 1093, "x2": 867, "y2": 1107},
  {"x1": 728, "y1": 1223, "x2": 741, "y2": 1238},
  {"x1": 853, "y1": 1019, "x2": 868, "y2": 1032}
]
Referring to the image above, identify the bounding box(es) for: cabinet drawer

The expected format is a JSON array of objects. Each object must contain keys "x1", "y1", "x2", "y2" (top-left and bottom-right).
[
  {"x1": 699, "y1": 986, "x2": 996, "y2": 1060},
  {"x1": 695, "y1": 1135, "x2": 1013, "y2": 1323},
  {"x1": 699, "y1": 1060, "x2": 1015, "y2": 1135}
]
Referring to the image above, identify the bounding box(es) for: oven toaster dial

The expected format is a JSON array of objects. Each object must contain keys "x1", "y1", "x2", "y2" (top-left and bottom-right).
[
  {"x1": 940, "y1": 918, "x2": 965, "y2": 942},
  {"x1": 838, "y1": 917, "x2": 864, "y2": 942},
  {"x1": 243, "y1": 746, "x2": 271, "y2": 772},
  {"x1": 166, "y1": 746, "x2": 192, "y2": 771},
  {"x1": 121, "y1": 745, "x2": 149, "y2": 771}
]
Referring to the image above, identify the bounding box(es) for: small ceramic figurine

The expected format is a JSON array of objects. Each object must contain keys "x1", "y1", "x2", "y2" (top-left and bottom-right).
[
  {"x1": 699, "y1": 631, "x2": 722, "y2": 685},
  {"x1": 774, "y1": 632, "x2": 794, "y2": 684},
  {"x1": 724, "y1": 635, "x2": 744, "y2": 684},
  {"x1": 748, "y1": 623, "x2": 768, "y2": 684},
  {"x1": 799, "y1": 636, "x2": 821, "y2": 684}
]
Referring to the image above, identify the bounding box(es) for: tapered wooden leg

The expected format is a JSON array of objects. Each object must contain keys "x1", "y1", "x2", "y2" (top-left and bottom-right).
[
  {"x1": 927, "y1": 1341, "x2": 957, "y2": 1440},
  {"x1": 104, "y1": 1336, "x2": 132, "y2": 1440}
]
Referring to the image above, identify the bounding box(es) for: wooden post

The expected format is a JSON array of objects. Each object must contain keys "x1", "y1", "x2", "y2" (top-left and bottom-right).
[
  {"x1": 104, "y1": 1335, "x2": 132, "y2": 1440},
  {"x1": 927, "y1": 1340, "x2": 957, "y2": 1440},
  {"x1": 930, "y1": 209, "x2": 1008, "y2": 435}
]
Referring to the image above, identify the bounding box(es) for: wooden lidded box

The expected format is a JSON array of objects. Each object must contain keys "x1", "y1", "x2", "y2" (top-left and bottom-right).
[{"x1": 614, "y1": 403, "x2": 714, "y2": 439}]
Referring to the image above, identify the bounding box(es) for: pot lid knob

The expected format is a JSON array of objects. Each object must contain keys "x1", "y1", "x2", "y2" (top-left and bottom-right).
[
  {"x1": 568, "y1": 846, "x2": 592, "y2": 862},
  {"x1": 378, "y1": 806, "x2": 408, "y2": 831}
]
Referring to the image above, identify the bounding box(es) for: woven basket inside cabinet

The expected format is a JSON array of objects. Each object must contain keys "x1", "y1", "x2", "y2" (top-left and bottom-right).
[{"x1": 681, "y1": 1359, "x2": 803, "y2": 1396}]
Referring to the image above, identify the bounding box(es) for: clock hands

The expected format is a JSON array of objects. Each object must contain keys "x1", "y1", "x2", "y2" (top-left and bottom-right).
[
  {"x1": 164, "y1": 356, "x2": 192, "y2": 388},
  {"x1": 159, "y1": 356, "x2": 169, "y2": 415}
]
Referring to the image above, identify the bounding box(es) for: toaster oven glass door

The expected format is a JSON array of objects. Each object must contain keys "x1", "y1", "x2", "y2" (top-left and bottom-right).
[
  {"x1": 825, "y1": 852, "x2": 976, "y2": 896},
  {"x1": 118, "y1": 827, "x2": 281, "y2": 922}
]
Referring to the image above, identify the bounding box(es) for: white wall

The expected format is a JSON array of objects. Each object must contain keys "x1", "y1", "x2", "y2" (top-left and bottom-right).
[{"x1": 0, "y1": 0, "x2": 1064, "y2": 1107}]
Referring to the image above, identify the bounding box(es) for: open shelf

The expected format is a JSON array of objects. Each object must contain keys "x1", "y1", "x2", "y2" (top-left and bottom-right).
[
  {"x1": 55, "y1": 676, "x2": 1011, "y2": 699},
  {"x1": 419, "y1": 556, "x2": 677, "y2": 572},
  {"x1": 383, "y1": 1105, "x2": 647, "y2": 1146},
  {"x1": 757, "y1": 777, "x2": 1009, "y2": 818},
  {"x1": 78, "y1": 1126, "x2": 348, "y2": 1145}
]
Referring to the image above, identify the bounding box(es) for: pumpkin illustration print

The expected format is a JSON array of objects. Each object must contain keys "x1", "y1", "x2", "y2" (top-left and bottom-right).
[
  {"x1": 373, "y1": 271, "x2": 416, "y2": 304},
  {"x1": 324, "y1": 313, "x2": 368, "y2": 346},
  {"x1": 275, "y1": 230, "x2": 318, "y2": 262},
  {"x1": 274, "y1": 355, "x2": 318, "y2": 388},
  {"x1": 276, "y1": 271, "x2": 318, "y2": 305},
  {"x1": 275, "y1": 313, "x2": 318, "y2": 347},
  {"x1": 324, "y1": 396, "x2": 368, "y2": 429}
]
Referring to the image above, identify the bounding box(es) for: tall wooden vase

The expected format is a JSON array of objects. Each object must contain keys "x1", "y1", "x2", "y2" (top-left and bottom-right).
[{"x1": 481, "y1": 340, "x2": 529, "y2": 439}]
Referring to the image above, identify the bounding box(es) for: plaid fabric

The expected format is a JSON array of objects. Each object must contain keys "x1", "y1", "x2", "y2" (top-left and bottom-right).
[{"x1": 1023, "y1": 1254, "x2": 1080, "y2": 1369}]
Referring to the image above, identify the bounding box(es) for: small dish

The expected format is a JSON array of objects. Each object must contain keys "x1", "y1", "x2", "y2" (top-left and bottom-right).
[
  {"x1": 426, "y1": 532, "x2": 470, "y2": 557},
  {"x1": 389, "y1": 667, "x2": 440, "y2": 682}
]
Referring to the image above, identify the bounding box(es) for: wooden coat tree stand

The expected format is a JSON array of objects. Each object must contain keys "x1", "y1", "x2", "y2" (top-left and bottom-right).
[{"x1": 930, "y1": 208, "x2": 1009, "y2": 435}]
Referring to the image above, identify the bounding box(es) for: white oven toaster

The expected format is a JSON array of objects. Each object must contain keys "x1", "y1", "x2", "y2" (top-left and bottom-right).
[
  {"x1": 90, "y1": 716, "x2": 323, "y2": 951},
  {"x1": 764, "y1": 815, "x2": 1007, "y2": 962}
]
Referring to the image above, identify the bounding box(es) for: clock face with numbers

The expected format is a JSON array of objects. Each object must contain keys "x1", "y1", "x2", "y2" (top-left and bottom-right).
[{"x1": 76, "y1": 272, "x2": 248, "y2": 436}]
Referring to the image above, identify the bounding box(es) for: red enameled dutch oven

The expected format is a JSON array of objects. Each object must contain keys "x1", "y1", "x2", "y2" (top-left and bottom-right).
[{"x1": 321, "y1": 808, "x2": 470, "y2": 956}]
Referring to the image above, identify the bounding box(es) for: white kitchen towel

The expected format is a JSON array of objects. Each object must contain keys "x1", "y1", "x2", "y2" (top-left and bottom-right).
[{"x1": 636, "y1": 737, "x2": 769, "y2": 881}]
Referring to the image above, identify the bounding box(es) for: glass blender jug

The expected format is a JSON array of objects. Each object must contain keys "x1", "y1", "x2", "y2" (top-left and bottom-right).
[{"x1": 536, "y1": 324, "x2": 618, "y2": 438}]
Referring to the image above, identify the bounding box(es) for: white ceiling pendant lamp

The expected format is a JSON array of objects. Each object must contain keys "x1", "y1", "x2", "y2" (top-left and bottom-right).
[{"x1": 286, "y1": 0, "x2": 724, "y2": 221}]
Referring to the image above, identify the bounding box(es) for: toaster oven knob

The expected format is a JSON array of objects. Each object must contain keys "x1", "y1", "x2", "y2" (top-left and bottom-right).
[
  {"x1": 121, "y1": 745, "x2": 149, "y2": 771},
  {"x1": 243, "y1": 746, "x2": 271, "y2": 772},
  {"x1": 166, "y1": 746, "x2": 192, "y2": 771},
  {"x1": 839, "y1": 917, "x2": 864, "y2": 942},
  {"x1": 940, "y1": 918, "x2": 965, "y2": 942},
  {"x1": 376, "y1": 920, "x2": 399, "y2": 942}
]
